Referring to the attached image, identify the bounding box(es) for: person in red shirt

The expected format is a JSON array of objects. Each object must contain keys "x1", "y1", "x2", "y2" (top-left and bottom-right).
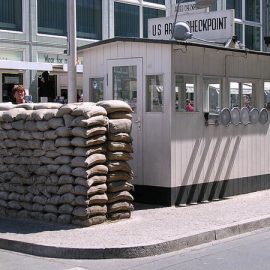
[{"x1": 185, "y1": 99, "x2": 194, "y2": 112}]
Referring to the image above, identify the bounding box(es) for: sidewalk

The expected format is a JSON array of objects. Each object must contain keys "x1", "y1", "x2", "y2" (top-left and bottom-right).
[{"x1": 1, "y1": 190, "x2": 270, "y2": 259}]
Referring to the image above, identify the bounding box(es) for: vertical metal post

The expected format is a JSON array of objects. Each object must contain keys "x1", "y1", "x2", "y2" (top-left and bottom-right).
[{"x1": 67, "y1": 0, "x2": 77, "y2": 103}]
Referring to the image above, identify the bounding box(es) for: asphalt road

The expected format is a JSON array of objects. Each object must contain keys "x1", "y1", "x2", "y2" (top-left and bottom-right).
[{"x1": 1, "y1": 227, "x2": 270, "y2": 270}]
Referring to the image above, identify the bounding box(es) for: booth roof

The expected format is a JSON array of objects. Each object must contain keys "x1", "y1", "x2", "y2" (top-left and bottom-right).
[{"x1": 78, "y1": 37, "x2": 270, "y2": 58}]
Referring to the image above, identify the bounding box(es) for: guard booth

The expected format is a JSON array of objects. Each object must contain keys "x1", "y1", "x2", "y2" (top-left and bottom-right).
[{"x1": 78, "y1": 37, "x2": 270, "y2": 206}]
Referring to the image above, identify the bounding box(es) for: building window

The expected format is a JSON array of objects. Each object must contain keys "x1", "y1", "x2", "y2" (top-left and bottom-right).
[
  {"x1": 245, "y1": 25, "x2": 260, "y2": 51},
  {"x1": 38, "y1": 0, "x2": 66, "y2": 36},
  {"x1": 0, "y1": 0, "x2": 22, "y2": 31},
  {"x1": 146, "y1": 75, "x2": 163, "y2": 112},
  {"x1": 175, "y1": 75, "x2": 196, "y2": 112},
  {"x1": 144, "y1": 0, "x2": 165, "y2": 4},
  {"x1": 143, "y1": 8, "x2": 166, "y2": 38},
  {"x1": 235, "y1": 23, "x2": 243, "y2": 43},
  {"x1": 203, "y1": 78, "x2": 221, "y2": 113},
  {"x1": 114, "y1": 2, "x2": 139, "y2": 38},
  {"x1": 245, "y1": 0, "x2": 260, "y2": 22},
  {"x1": 226, "y1": 0, "x2": 242, "y2": 19},
  {"x1": 77, "y1": 0, "x2": 102, "y2": 40},
  {"x1": 90, "y1": 78, "x2": 103, "y2": 102}
]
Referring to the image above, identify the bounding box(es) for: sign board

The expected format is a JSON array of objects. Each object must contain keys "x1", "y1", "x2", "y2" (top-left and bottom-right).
[
  {"x1": 148, "y1": 9, "x2": 234, "y2": 43},
  {"x1": 0, "y1": 51, "x2": 23, "y2": 61},
  {"x1": 171, "y1": 1, "x2": 207, "y2": 16},
  {"x1": 38, "y1": 53, "x2": 83, "y2": 65}
]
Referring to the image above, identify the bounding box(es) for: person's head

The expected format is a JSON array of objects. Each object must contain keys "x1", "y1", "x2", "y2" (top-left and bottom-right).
[
  {"x1": 186, "y1": 99, "x2": 191, "y2": 105},
  {"x1": 12, "y1": 85, "x2": 26, "y2": 104},
  {"x1": 242, "y1": 95, "x2": 250, "y2": 107}
]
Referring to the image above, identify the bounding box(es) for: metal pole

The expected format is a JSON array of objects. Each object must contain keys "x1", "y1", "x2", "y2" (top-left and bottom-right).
[{"x1": 67, "y1": 0, "x2": 77, "y2": 103}]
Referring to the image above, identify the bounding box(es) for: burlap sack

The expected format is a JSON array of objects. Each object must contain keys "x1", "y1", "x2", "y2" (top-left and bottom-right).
[
  {"x1": 57, "y1": 214, "x2": 72, "y2": 224},
  {"x1": 29, "y1": 211, "x2": 44, "y2": 220},
  {"x1": 81, "y1": 115, "x2": 109, "y2": 127},
  {"x1": 33, "y1": 149, "x2": 46, "y2": 156},
  {"x1": 72, "y1": 104, "x2": 107, "y2": 118},
  {"x1": 58, "y1": 175, "x2": 74, "y2": 185},
  {"x1": 55, "y1": 137, "x2": 71, "y2": 147},
  {"x1": 107, "y1": 191, "x2": 134, "y2": 204},
  {"x1": 47, "y1": 195, "x2": 60, "y2": 205},
  {"x1": 48, "y1": 118, "x2": 64, "y2": 129},
  {"x1": 44, "y1": 130, "x2": 57, "y2": 140},
  {"x1": 107, "y1": 152, "x2": 133, "y2": 161},
  {"x1": 0, "y1": 191, "x2": 9, "y2": 200},
  {"x1": 42, "y1": 140, "x2": 56, "y2": 151},
  {"x1": 44, "y1": 204, "x2": 58, "y2": 213},
  {"x1": 59, "y1": 193, "x2": 75, "y2": 204},
  {"x1": 19, "y1": 131, "x2": 34, "y2": 140},
  {"x1": 71, "y1": 116, "x2": 87, "y2": 127},
  {"x1": 72, "y1": 167, "x2": 87, "y2": 178},
  {"x1": 85, "y1": 154, "x2": 106, "y2": 167},
  {"x1": 107, "y1": 172, "x2": 133, "y2": 183},
  {"x1": 107, "y1": 181, "x2": 134, "y2": 193},
  {"x1": 0, "y1": 130, "x2": 8, "y2": 140},
  {"x1": 88, "y1": 193, "x2": 108, "y2": 205},
  {"x1": 32, "y1": 203, "x2": 44, "y2": 212},
  {"x1": 71, "y1": 126, "x2": 106, "y2": 138},
  {"x1": 107, "y1": 161, "x2": 132, "y2": 173},
  {"x1": 11, "y1": 120, "x2": 25, "y2": 130},
  {"x1": 108, "y1": 112, "x2": 132, "y2": 120},
  {"x1": 34, "y1": 103, "x2": 62, "y2": 110},
  {"x1": 0, "y1": 199, "x2": 7, "y2": 207},
  {"x1": 74, "y1": 175, "x2": 106, "y2": 187},
  {"x1": 33, "y1": 195, "x2": 47, "y2": 205},
  {"x1": 8, "y1": 192, "x2": 20, "y2": 201},
  {"x1": 54, "y1": 156, "x2": 72, "y2": 165},
  {"x1": 16, "y1": 110, "x2": 32, "y2": 121},
  {"x1": 20, "y1": 202, "x2": 32, "y2": 211},
  {"x1": 86, "y1": 164, "x2": 108, "y2": 177},
  {"x1": 73, "y1": 146, "x2": 105, "y2": 157},
  {"x1": 2, "y1": 108, "x2": 26, "y2": 122},
  {"x1": 31, "y1": 131, "x2": 45, "y2": 140},
  {"x1": 31, "y1": 109, "x2": 47, "y2": 121},
  {"x1": 8, "y1": 201, "x2": 22, "y2": 210},
  {"x1": 87, "y1": 183, "x2": 107, "y2": 195},
  {"x1": 107, "y1": 142, "x2": 133, "y2": 153},
  {"x1": 17, "y1": 210, "x2": 30, "y2": 219},
  {"x1": 73, "y1": 195, "x2": 89, "y2": 206},
  {"x1": 7, "y1": 130, "x2": 19, "y2": 140},
  {"x1": 56, "y1": 165, "x2": 72, "y2": 175},
  {"x1": 71, "y1": 157, "x2": 86, "y2": 168},
  {"x1": 45, "y1": 151, "x2": 60, "y2": 158},
  {"x1": 107, "y1": 201, "x2": 133, "y2": 213},
  {"x1": 1, "y1": 122, "x2": 12, "y2": 130},
  {"x1": 24, "y1": 121, "x2": 38, "y2": 132},
  {"x1": 72, "y1": 215, "x2": 106, "y2": 226},
  {"x1": 56, "y1": 147, "x2": 74, "y2": 156},
  {"x1": 58, "y1": 204, "x2": 74, "y2": 214},
  {"x1": 108, "y1": 133, "x2": 132, "y2": 143},
  {"x1": 56, "y1": 104, "x2": 78, "y2": 117},
  {"x1": 108, "y1": 211, "x2": 131, "y2": 220},
  {"x1": 44, "y1": 213, "x2": 58, "y2": 222},
  {"x1": 0, "y1": 165, "x2": 8, "y2": 173},
  {"x1": 35, "y1": 166, "x2": 50, "y2": 176},
  {"x1": 55, "y1": 126, "x2": 72, "y2": 137},
  {"x1": 40, "y1": 156, "x2": 54, "y2": 164},
  {"x1": 97, "y1": 100, "x2": 132, "y2": 113},
  {"x1": 47, "y1": 165, "x2": 60, "y2": 173},
  {"x1": 43, "y1": 109, "x2": 58, "y2": 120},
  {"x1": 45, "y1": 174, "x2": 59, "y2": 185},
  {"x1": 21, "y1": 193, "x2": 34, "y2": 203},
  {"x1": 57, "y1": 184, "x2": 74, "y2": 195},
  {"x1": 36, "y1": 120, "x2": 50, "y2": 132},
  {"x1": 0, "y1": 102, "x2": 15, "y2": 111},
  {"x1": 63, "y1": 114, "x2": 75, "y2": 127},
  {"x1": 73, "y1": 185, "x2": 88, "y2": 195},
  {"x1": 109, "y1": 119, "x2": 132, "y2": 134}
]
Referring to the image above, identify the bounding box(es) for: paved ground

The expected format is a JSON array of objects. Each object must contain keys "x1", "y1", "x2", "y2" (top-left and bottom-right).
[{"x1": 0, "y1": 190, "x2": 270, "y2": 259}]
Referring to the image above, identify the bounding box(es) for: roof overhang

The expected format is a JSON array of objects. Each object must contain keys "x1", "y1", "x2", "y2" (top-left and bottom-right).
[{"x1": 0, "y1": 60, "x2": 53, "y2": 71}]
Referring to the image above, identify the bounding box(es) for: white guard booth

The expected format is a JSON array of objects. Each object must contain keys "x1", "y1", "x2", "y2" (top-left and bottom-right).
[{"x1": 78, "y1": 37, "x2": 270, "y2": 206}]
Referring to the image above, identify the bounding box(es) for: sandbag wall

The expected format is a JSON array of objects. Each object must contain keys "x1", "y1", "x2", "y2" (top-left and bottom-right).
[{"x1": 0, "y1": 101, "x2": 134, "y2": 226}]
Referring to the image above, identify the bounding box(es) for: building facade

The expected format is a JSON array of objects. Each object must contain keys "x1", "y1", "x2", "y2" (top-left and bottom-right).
[{"x1": 0, "y1": 0, "x2": 268, "y2": 102}]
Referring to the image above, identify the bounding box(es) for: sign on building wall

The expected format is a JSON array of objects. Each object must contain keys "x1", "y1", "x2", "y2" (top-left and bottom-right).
[
  {"x1": 0, "y1": 51, "x2": 23, "y2": 61},
  {"x1": 171, "y1": 1, "x2": 207, "y2": 16},
  {"x1": 148, "y1": 10, "x2": 234, "y2": 43},
  {"x1": 38, "y1": 53, "x2": 83, "y2": 65}
]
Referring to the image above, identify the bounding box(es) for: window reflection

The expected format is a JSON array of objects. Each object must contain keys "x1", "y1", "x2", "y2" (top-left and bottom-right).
[
  {"x1": 90, "y1": 78, "x2": 103, "y2": 102},
  {"x1": 146, "y1": 75, "x2": 163, "y2": 112},
  {"x1": 203, "y1": 78, "x2": 221, "y2": 113}
]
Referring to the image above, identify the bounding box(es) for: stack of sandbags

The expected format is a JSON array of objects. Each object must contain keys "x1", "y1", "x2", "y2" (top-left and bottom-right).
[
  {"x1": 62, "y1": 103, "x2": 109, "y2": 226},
  {"x1": 97, "y1": 100, "x2": 134, "y2": 220}
]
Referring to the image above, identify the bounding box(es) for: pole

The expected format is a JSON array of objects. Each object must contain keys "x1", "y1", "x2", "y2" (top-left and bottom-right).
[{"x1": 67, "y1": 0, "x2": 77, "y2": 103}]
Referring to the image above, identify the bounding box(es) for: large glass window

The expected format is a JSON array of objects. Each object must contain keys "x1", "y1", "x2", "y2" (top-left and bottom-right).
[
  {"x1": 77, "y1": 0, "x2": 102, "y2": 39},
  {"x1": 203, "y1": 78, "x2": 221, "y2": 113},
  {"x1": 146, "y1": 75, "x2": 163, "y2": 112},
  {"x1": 226, "y1": 0, "x2": 242, "y2": 19},
  {"x1": 245, "y1": 25, "x2": 260, "y2": 51},
  {"x1": 175, "y1": 75, "x2": 196, "y2": 112},
  {"x1": 114, "y1": 2, "x2": 139, "y2": 38},
  {"x1": 230, "y1": 82, "x2": 240, "y2": 108},
  {"x1": 113, "y1": 66, "x2": 137, "y2": 112},
  {"x1": 245, "y1": 0, "x2": 260, "y2": 22},
  {"x1": 90, "y1": 78, "x2": 103, "y2": 102},
  {"x1": 38, "y1": 0, "x2": 66, "y2": 36},
  {"x1": 143, "y1": 7, "x2": 166, "y2": 38},
  {"x1": 235, "y1": 23, "x2": 243, "y2": 43},
  {"x1": 0, "y1": 0, "x2": 22, "y2": 31}
]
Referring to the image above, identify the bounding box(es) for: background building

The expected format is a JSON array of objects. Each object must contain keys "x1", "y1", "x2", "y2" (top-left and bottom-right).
[{"x1": 0, "y1": 0, "x2": 268, "y2": 102}]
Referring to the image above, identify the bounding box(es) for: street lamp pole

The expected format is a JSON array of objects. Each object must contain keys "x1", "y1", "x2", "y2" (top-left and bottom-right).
[{"x1": 67, "y1": 0, "x2": 77, "y2": 103}]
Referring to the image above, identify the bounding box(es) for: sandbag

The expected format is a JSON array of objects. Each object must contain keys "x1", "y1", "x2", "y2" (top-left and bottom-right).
[{"x1": 97, "y1": 100, "x2": 132, "y2": 113}]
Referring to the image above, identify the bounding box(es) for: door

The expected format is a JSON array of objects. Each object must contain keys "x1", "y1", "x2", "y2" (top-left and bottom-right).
[{"x1": 107, "y1": 58, "x2": 143, "y2": 185}]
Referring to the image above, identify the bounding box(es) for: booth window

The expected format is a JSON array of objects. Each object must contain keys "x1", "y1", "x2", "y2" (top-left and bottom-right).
[
  {"x1": 90, "y1": 78, "x2": 103, "y2": 102},
  {"x1": 203, "y1": 78, "x2": 221, "y2": 113},
  {"x1": 113, "y1": 65, "x2": 137, "y2": 112},
  {"x1": 114, "y1": 2, "x2": 139, "y2": 38},
  {"x1": 175, "y1": 75, "x2": 196, "y2": 112},
  {"x1": 230, "y1": 82, "x2": 253, "y2": 108},
  {"x1": 0, "y1": 0, "x2": 22, "y2": 31},
  {"x1": 226, "y1": 0, "x2": 242, "y2": 19},
  {"x1": 146, "y1": 75, "x2": 163, "y2": 112},
  {"x1": 264, "y1": 82, "x2": 270, "y2": 110},
  {"x1": 245, "y1": 25, "x2": 260, "y2": 51}
]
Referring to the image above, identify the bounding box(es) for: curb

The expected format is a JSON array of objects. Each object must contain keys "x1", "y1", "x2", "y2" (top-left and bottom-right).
[{"x1": 0, "y1": 216, "x2": 270, "y2": 259}]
